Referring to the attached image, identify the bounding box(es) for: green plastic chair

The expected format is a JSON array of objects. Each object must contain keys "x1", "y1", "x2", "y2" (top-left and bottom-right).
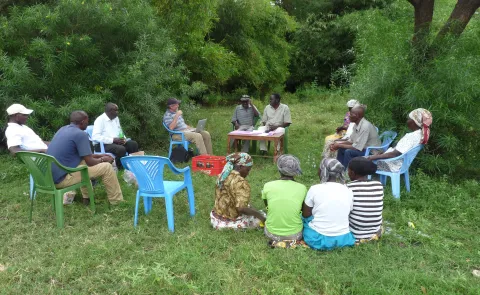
[{"x1": 16, "y1": 151, "x2": 95, "y2": 228}]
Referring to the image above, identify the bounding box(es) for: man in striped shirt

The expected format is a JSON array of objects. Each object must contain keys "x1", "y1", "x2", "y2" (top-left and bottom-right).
[
  {"x1": 346, "y1": 157, "x2": 384, "y2": 242},
  {"x1": 231, "y1": 95, "x2": 260, "y2": 152}
]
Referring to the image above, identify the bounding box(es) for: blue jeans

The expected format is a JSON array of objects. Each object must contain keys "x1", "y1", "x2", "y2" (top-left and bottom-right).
[{"x1": 337, "y1": 148, "x2": 365, "y2": 169}]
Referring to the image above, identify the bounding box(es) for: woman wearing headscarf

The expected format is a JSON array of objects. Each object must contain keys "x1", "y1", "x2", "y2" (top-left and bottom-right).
[
  {"x1": 262, "y1": 155, "x2": 307, "y2": 244},
  {"x1": 301, "y1": 158, "x2": 356, "y2": 250},
  {"x1": 347, "y1": 157, "x2": 384, "y2": 244},
  {"x1": 322, "y1": 99, "x2": 360, "y2": 159},
  {"x1": 367, "y1": 108, "x2": 432, "y2": 172},
  {"x1": 211, "y1": 153, "x2": 266, "y2": 230}
]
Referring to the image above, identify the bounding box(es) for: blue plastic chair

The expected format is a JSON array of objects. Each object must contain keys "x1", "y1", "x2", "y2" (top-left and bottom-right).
[
  {"x1": 374, "y1": 145, "x2": 424, "y2": 199},
  {"x1": 364, "y1": 131, "x2": 398, "y2": 156},
  {"x1": 163, "y1": 121, "x2": 191, "y2": 158},
  {"x1": 85, "y1": 125, "x2": 116, "y2": 158},
  {"x1": 121, "y1": 155, "x2": 195, "y2": 232}
]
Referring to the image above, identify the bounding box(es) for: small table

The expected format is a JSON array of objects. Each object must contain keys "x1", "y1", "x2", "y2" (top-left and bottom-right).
[{"x1": 227, "y1": 131, "x2": 284, "y2": 162}]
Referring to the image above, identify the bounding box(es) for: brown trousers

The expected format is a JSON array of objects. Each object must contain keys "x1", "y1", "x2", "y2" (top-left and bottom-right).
[{"x1": 55, "y1": 161, "x2": 124, "y2": 204}]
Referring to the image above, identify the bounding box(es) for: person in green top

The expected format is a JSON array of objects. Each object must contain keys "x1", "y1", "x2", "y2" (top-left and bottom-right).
[{"x1": 262, "y1": 154, "x2": 307, "y2": 243}]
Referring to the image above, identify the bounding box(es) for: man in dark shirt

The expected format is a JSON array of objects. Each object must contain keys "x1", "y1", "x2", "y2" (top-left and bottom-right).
[{"x1": 47, "y1": 111, "x2": 124, "y2": 205}]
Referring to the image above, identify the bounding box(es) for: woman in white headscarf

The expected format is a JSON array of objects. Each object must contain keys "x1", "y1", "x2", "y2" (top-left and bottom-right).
[
  {"x1": 322, "y1": 99, "x2": 360, "y2": 159},
  {"x1": 367, "y1": 108, "x2": 432, "y2": 172}
]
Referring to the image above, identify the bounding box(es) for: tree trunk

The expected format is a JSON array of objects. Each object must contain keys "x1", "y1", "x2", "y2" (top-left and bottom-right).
[
  {"x1": 437, "y1": 0, "x2": 480, "y2": 38},
  {"x1": 408, "y1": 0, "x2": 435, "y2": 64}
]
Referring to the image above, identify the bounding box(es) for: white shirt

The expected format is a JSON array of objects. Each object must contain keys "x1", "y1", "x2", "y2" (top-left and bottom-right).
[
  {"x1": 5, "y1": 123, "x2": 48, "y2": 150},
  {"x1": 386, "y1": 129, "x2": 421, "y2": 154},
  {"x1": 343, "y1": 123, "x2": 355, "y2": 139},
  {"x1": 92, "y1": 113, "x2": 122, "y2": 145},
  {"x1": 304, "y1": 182, "x2": 354, "y2": 236}
]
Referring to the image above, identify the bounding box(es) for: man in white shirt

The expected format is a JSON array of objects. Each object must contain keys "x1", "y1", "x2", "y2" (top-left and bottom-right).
[
  {"x1": 256, "y1": 93, "x2": 292, "y2": 155},
  {"x1": 5, "y1": 104, "x2": 48, "y2": 155},
  {"x1": 92, "y1": 103, "x2": 139, "y2": 168}
]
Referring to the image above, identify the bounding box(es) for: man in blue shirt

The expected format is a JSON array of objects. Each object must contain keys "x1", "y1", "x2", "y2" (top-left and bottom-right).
[{"x1": 47, "y1": 111, "x2": 124, "y2": 205}]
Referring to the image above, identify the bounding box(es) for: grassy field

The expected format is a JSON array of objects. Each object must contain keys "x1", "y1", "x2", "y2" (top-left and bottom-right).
[{"x1": 0, "y1": 92, "x2": 479, "y2": 294}]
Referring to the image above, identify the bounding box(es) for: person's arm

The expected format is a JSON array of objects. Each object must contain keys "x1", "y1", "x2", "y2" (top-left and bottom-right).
[
  {"x1": 237, "y1": 207, "x2": 266, "y2": 222},
  {"x1": 168, "y1": 111, "x2": 183, "y2": 130},
  {"x1": 83, "y1": 154, "x2": 114, "y2": 166},
  {"x1": 231, "y1": 108, "x2": 240, "y2": 129},
  {"x1": 368, "y1": 150, "x2": 401, "y2": 161},
  {"x1": 9, "y1": 146, "x2": 46, "y2": 156},
  {"x1": 331, "y1": 140, "x2": 355, "y2": 151},
  {"x1": 302, "y1": 202, "x2": 313, "y2": 218}
]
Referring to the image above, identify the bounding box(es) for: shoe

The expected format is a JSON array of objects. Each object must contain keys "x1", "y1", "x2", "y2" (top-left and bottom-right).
[
  {"x1": 260, "y1": 150, "x2": 267, "y2": 156},
  {"x1": 82, "y1": 198, "x2": 90, "y2": 206},
  {"x1": 91, "y1": 179, "x2": 98, "y2": 187}
]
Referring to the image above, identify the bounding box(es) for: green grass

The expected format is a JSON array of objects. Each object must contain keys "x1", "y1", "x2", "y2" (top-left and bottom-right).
[{"x1": 1, "y1": 92, "x2": 479, "y2": 294}]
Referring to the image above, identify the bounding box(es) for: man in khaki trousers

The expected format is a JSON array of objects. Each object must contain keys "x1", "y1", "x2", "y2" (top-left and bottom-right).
[
  {"x1": 47, "y1": 111, "x2": 124, "y2": 205},
  {"x1": 163, "y1": 98, "x2": 213, "y2": 155}
]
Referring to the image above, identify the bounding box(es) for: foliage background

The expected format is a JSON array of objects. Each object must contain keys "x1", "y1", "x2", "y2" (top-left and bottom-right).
[{"x1": 0, "y1": 0, "x2": 478, "y2": 177}]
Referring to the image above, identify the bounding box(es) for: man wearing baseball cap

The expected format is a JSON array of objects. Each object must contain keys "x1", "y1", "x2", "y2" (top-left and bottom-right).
[
  {"x1": 163, "y1": 98, "x2": 213, "y2": 155},
  {"x1": 230, "y1": 95, "x2": 260, "y2": 152},
  {"x1": 5, "y1": 104, "x2": 48, "y2": 155}
]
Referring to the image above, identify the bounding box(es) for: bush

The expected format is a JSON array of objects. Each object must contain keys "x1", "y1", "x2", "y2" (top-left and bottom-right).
[
  {"x1": 0, "y1": 0, "x2": 187, "y2": 145},
  {"x1": 347, "y1": 0, "x2": 480, "y2": 177}
]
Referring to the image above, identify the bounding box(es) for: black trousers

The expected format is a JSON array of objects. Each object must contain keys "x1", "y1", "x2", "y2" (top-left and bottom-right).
[{"x1": 95, "y1": 140, "x2": 139, "y2": 168}]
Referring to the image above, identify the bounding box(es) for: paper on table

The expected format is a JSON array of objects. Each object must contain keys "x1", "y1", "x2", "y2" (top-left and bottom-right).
[{"x1": 229, "y1": 130, "x2": 263, "y2": 135}]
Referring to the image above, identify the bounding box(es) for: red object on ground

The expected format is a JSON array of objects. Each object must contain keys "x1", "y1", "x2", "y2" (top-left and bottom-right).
[{"x1": 191, "y1": 155, "x2": 227, "y2": 176}]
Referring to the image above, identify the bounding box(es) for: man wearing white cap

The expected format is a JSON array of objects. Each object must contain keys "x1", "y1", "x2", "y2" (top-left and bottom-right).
[{"x1": 5, "y1": 104, "x2": 48, "y2": 155}]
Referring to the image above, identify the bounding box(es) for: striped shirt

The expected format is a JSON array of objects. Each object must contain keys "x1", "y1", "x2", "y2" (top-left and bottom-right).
[
  {"x1": 347, "y1": 180, "x2": 384, "y2": 240},
  {"x1": 231, "y1": 105, "x2": 259, "y2": 126}
]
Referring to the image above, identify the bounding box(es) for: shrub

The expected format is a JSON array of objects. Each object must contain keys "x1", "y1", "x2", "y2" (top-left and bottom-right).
[{"x1": 0, "y1": 0, "x2": 187, "y2": 145}]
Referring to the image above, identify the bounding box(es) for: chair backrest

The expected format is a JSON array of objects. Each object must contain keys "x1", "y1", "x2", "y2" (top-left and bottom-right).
[
  {"x1": 380, "y1": 131, "x2": 398, "y2": 150},
  {"x1": 85, "y1": 125, "x2": 94, "y2": 138},
  {"x1": 121, "y1": 156, "x2": 174, "y2": 194},
  {"x1": 399, "y1": 145, "x2": 424, "y2": 174},
  {"x1": 16, "y1": 151, "x2": 58, "y2": 191}
]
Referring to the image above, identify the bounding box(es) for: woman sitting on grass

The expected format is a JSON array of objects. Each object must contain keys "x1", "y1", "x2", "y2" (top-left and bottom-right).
[
  {"x1": 211, "y1": 153, "x2": 266, "y2": 229},
  {"x1": 347, "y1": 157, "x2": 384, "y2": 244},
  {"x1": 302, "y1": 158, "x2": 355, "y2": 250},
  {"x1": 262, "y1": 155, "x2": 307, "y2": 246},
  {"x1": 367, "y1": 108, "x2": 432, "y2": 172}
]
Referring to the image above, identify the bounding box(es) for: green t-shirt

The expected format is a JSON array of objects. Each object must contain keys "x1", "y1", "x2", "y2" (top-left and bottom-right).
[{"x1": 262, "y1": 180, "x2": 307, "y2": 236}]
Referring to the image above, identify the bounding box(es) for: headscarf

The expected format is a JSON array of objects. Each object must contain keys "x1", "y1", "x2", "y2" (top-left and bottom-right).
[
  {"x1": 277, "y1": 154, "x2": 302, "y2": 177},
  {"x1": 408, "y1": 108, "x2": 432, "y2": 144},
  {"x1": 216, "y1": 152, "x2": 253, "y2": 189},
  {"x1": 347, "y1": 99, "x2": 359, "y2": 108},
  {"x1": 320, "y1": 158, "x2": 346, "y2": 184}
]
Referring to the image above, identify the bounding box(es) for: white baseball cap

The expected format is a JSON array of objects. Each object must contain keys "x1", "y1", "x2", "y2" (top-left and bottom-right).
[{"x1": 6, "y1": 104, "x2": 34, "y2": 115}]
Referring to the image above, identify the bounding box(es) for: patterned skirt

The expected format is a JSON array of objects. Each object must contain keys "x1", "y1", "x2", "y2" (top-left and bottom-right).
[{"x1": 210, "y1": 210, "x2": 262, "y2": 230}]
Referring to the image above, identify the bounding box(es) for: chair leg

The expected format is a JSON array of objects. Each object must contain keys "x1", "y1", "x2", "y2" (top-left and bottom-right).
[
  {"x1": 86, "y1": 182, "x2": 96, "y2": 213},
  {"x1": 29, "y1": 192, "x2": 35, "y2": 223},
  {"x1": 251, "y1": 140, "x2": 257, "y2": 154},
  {"x1": 165, "y1": 195, "x2": 175, "y2": 232},
  {"x1": 404, "y1": 171, "x2": 410, "y2": 192},
  {"x1": 379, "y1": 175, "x2": 387, "y2": 186},
  {"x1": 168, "y1": 143, "x2": 173, "y2": 158},
  {"x1": 134, "y1": 191, "x2": 140, "y2": 227},
  {"x1": 144, "y1": 197, "x2": 152, "y2": 215},
  {"x1": 391, "y1": 174, "x2": 401, "y2": 199},
  {"x1": 29, "y1": 175, "x2": 35, "y2": 200},
  {"x1": 55, "y1": 191, "x2": 65, "y2": 228},
  {"x1": 187, "y1": 186, "x2": 195, "y2": 216}
]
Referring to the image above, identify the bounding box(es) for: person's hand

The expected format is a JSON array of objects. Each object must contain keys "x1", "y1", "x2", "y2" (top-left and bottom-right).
[
  {"x1": 330, "y1": 142, "x2": 339, "y2": 151},
  {"x1": 176, "y1": 110, "x2": 183, "y2": 116},
  {"x1": 101, "y1": 155, "x2": 115, "y2": 164},
  {"x1": 269, "y1": 125, "x2": 278, "y2": 132},
  {"x1": 235, "y1": 122, "x2": 240, "y2": 130}
]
